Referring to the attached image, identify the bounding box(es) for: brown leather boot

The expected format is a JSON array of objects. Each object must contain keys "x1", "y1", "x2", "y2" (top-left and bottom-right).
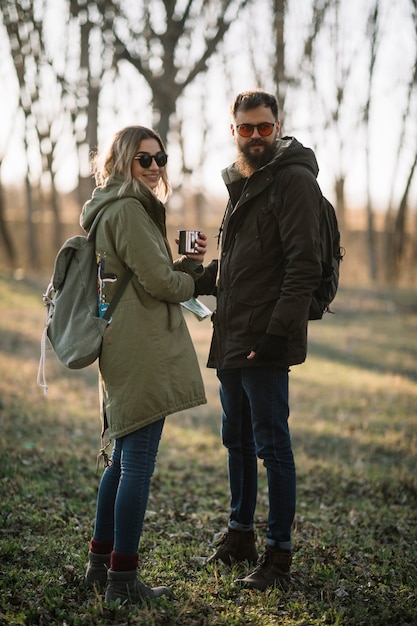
[
  {"x1": 206, "y1": 529, "x2": 258, "y2": 566},
  {"x1": 235, "y1": 546, "x2": 292, "y2": 590}
]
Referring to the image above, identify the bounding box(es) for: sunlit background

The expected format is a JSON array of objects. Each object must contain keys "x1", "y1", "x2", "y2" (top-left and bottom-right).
[{"x1": 0, "y1": 0, "x2": 416, "y2": 283}]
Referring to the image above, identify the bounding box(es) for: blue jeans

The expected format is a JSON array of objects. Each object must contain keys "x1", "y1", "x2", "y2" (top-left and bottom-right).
[
  {"x1": 217, "y1": 368, "x2": 295, "y2": 550},
  {"x1": 93, "y1": 418, "x2": 165, "y2": 554}
]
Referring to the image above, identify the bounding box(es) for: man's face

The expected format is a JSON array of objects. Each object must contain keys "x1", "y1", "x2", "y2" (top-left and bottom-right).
[{"x1": 231, "y1": 105, "x2": 280, "y2": 174}]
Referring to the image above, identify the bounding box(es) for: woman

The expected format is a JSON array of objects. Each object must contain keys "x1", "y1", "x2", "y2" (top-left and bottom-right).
[{"x1": 81, "y1": 126, "x2": 207, "y2": 603}]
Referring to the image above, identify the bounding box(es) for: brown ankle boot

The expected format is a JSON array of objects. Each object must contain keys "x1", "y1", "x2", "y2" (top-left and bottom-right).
[
  {"x1": 206, "y1": 529, "x2": 258, "y2": 566},
  {"x1": 235, "y1": 546, "x2": 292, "y2": 590}
]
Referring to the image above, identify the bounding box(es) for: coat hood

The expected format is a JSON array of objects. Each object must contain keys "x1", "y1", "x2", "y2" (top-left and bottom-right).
[
  {"x1": 80, "y1": 175, "x2": 166, "y2": 237},
  {"x1": 221, "y1": 136, "x2": 319, "y2": 185}
]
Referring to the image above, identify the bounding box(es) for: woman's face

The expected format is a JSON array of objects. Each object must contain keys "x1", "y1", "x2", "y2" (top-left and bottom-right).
[{"x1": 131, "y1": 137, "x2": 166, "y2": 190}]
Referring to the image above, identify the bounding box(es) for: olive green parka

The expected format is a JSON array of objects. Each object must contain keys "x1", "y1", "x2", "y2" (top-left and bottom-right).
[{"x1": 80, "y1": 176, "x2": 206, "y2": 440}]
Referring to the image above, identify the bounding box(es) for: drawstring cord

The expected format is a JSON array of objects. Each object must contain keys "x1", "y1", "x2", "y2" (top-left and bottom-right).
[
  {"x1": 37, "y1": 285, "x2": 55, "y2": 397},
  {"x1": 37, "y1": 326, "x2": 49, "y2": 396},
  {"x1": 96, "y1": 439, "x2": 113, "y2": 472}
]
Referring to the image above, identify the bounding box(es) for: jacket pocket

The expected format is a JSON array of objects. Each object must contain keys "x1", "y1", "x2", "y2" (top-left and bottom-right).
[
  {"x1": 167, "y1": 302, "x2": 183, "y2": 330},
  {"x1": 229, "y1": 285, "x2": 279, "y2": 337}
]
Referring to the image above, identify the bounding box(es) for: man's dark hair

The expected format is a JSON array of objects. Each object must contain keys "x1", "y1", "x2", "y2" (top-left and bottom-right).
[{"x1": 231, "y1": 90, "x2": 279, "y2": 120}]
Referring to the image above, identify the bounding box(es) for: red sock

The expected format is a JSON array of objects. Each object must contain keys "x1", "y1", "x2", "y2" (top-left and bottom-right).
[
  {"x1": 110, "y1": 551, "x2": 138, "y2": 571},
  {"x1": 89, "y1": 538, "x2": 113, "y2": 555}
]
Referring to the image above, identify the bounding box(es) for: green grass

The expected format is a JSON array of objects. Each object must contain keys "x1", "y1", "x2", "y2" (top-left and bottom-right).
[{"x1": 0, "y1": 275, "x2": 416, "y2": 625}]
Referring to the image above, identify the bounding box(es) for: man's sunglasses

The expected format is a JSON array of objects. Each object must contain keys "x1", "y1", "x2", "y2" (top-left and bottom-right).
[
  {"x1": 235, "y1": 122, "x2": 276, "y2": 137},
  {"x1": 134, "y1": 151, "x2": 168, "y2": 168}
]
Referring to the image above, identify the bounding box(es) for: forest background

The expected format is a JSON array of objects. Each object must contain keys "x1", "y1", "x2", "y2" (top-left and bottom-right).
[{"x1": 0, "y1": 0, "x2": 417, "y2": 286}]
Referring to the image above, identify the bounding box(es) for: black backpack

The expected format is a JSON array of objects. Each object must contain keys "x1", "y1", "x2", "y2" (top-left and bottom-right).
[
  {"x1": 271, "y1": 168, "x2": 344, "y2": 320},
  {"x1": 308, "y1": 196, "x2": 344, "y2": 320}
]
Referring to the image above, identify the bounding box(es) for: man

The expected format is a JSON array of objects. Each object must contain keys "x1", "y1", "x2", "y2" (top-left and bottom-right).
[{"x1": 195, "y1": 90, "x2": 323, "y2": 590}]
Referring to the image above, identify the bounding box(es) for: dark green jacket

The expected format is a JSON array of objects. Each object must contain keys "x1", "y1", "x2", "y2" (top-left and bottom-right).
[{"x1": 197, "y1": 137, "x2": 323, "y2": 369}]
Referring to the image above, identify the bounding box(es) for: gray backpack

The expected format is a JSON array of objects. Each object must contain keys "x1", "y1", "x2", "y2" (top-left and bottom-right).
[{"x1": 38, "y1": 206, "x2": 132, "y2": 393}]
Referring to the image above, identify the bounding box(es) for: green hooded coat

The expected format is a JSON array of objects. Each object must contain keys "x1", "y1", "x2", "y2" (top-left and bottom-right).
[{"x1": 80, "y1": 176, "x2": 206, "y2": 440}]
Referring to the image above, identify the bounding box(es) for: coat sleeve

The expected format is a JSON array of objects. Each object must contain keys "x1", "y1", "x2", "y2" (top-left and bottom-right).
[
  {"x1": 173, "y1": 256, "x2": 205, "y2": 281},
  {"x1": 267, "y1": 167, "x2": 323, "y2": 336},
  {"x1": 193, "y1": 259, "x2": 218, "y2": 296},
  {"x1": 112, "y1": 200, "x2": 195, "y2": 304}
]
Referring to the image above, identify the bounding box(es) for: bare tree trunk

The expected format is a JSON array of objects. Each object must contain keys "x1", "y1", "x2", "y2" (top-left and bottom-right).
[
  {"x1": 273, "y1": 0, "x2": 287, "y2": 118},
  {"x1": 3, "y1": 1, "x2": 38, "y2": 268},
  {"x1": 387, "y1": 151, "x2": 417, "y2": 282},
  {"x1": 410, "y1": 211, "x2": 417, "y2": 286},
  {"x1": 87, "y1": 82, "x2": 100, "y2": 156},
  {"x1": 0, "y1": 92, "x2": 18, "y2": 267},
  {"x1": 23, "y1": 160, "x2": 38, "y2": 269},
  {"x1": 364, "y1": 0, "x2": 380, "y2": 282},
  {"x1": 0, "y1": 167, "x2": 17, "y2": 267},
  {"x1": 365, "y1": 135, "x2": 378, "y2": 282},
  {"x1": 385, "y1": 0, "x2": 417, "y2": 283},
  {"x1": 334, "y1": 176, "x2": 346, "y2": 230},
  {"x1": 79, "y1": 13, "x2": 96, "y2": 200},
  {"x1": 152, "y1": 96, "x2": 179, "y2": 148},
  {"x1": 50, "y1": 175, "x2": 62, "y2": 248}
]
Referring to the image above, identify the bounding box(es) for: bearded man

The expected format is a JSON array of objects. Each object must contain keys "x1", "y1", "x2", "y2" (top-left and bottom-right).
[{"x1": 195, "y1": 90, "x2": 323, "y2": 589}]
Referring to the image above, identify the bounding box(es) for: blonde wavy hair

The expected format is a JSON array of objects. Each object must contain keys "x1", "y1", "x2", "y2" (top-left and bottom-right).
[{"x1": 92, "y1": 126, "x2": 171, "y2": 202}]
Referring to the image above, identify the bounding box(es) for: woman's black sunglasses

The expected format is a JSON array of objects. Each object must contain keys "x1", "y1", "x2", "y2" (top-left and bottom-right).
[{"x1": 134, "y1": 151, "x2": 168, "y2": 168}]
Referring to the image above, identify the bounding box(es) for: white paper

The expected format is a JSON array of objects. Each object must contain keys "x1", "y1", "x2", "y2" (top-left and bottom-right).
[{"x1": 181, "y1": 297, "x2": 212, "y2": 321}]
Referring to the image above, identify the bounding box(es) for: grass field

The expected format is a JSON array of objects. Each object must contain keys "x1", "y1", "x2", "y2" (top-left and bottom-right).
[{"x1": 0, "y1": 274, "x2": 416, "y2": 625}]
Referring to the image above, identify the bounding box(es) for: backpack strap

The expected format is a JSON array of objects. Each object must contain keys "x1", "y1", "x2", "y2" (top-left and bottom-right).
[
  {"x1": 87, "y1": 205, "x2": 110, "y2": 240},
  {"x1": 88, "y1": 203, "x2": 133, "y2": 321}
]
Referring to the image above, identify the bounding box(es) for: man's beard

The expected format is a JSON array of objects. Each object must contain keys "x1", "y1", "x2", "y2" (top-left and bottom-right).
[{"x1": 236, "y1": 140, "x2": 277, "y2": 177}]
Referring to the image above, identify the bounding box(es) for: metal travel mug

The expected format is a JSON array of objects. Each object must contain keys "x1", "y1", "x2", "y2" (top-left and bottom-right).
[{"x1": 178, "y1": 230, "x2": 199, "y2": 254}]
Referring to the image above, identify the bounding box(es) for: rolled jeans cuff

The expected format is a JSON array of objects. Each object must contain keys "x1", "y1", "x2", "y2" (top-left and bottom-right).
[
  {"x1": 266, "y1": 538, "x2": 292, "y2": 551},
  {"x1": 228, "y1": 520, "x2": 254, "y2": 533}
]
